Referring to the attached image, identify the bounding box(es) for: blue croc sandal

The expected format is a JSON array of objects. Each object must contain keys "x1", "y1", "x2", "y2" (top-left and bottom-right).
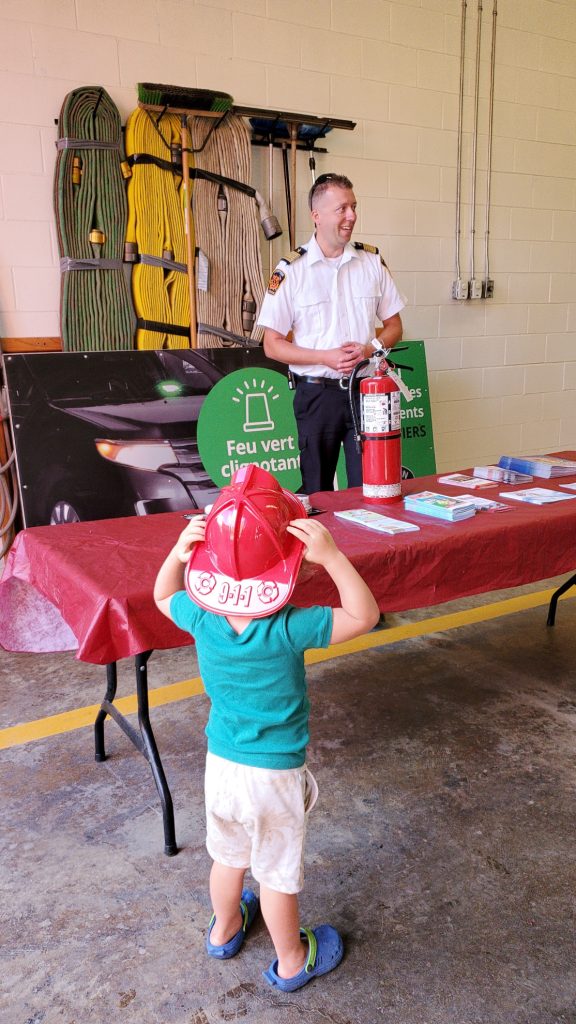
[
  {"x1": 206, "y1": 888, "x2": 259, "y2": 960},
  {"x1": 262, "y1": 925, "x2": 344, "y2": 991}
]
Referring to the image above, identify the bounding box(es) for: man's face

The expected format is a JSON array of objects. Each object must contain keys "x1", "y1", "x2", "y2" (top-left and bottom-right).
[{"x1": 311, "y1": 186, "x2": 358, "y2": 254}]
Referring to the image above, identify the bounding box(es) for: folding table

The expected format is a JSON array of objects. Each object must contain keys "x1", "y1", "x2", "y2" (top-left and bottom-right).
[{"x1": 3, "y1": 456, "x2": 576, "y2": 854}]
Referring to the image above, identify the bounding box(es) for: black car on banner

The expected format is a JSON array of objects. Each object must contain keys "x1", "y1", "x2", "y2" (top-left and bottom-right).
[{"x1": 4, "y1": 349, "x2": 226, "y2": 527}]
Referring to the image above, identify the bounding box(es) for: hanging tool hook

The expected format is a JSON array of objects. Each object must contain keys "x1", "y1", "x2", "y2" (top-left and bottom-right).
[{"x1": 191, "y1": 109, "x2": 231, "y2": 154}]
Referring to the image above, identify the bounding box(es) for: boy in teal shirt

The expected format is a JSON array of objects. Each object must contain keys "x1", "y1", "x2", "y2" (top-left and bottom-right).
[{"x1": 154, "y1": 464, "x2": 379, "y2": 991}]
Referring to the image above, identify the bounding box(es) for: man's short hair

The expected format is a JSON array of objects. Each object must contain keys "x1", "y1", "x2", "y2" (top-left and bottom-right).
[{"x1": 308, "y1": 173, "x2": 354, "y2": 210}]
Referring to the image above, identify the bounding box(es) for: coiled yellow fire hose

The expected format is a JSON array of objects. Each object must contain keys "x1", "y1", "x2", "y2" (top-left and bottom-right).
[{"x1": 124, "y1": 107, "x2": 192, "y2": 350}]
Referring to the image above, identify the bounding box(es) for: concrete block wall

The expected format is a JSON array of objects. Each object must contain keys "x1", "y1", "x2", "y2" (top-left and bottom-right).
[{"x1": 1, "y1": 0, "x2": 575, "y2": 470}]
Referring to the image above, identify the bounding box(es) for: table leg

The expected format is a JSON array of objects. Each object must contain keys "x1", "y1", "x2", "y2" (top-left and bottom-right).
[
  {"x1": 94, "y1": 662, "x2": 117, "y2": 762},
  {"x1": 547, "y1": 573, "x2": 576, "y2": 626},
  {"x1": 135, "y1": 650, "x2": 178, "y2": 857},
  {"x1": 93, "y1": 652, "x2": 178, "y2": 856}
]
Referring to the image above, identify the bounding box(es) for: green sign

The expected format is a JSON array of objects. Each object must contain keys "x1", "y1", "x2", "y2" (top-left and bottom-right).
[
  {"x1": 397, "y1": 339, "x2": 436, "y2": 478},
  {"x1": 336, "y1": 339, "x2": 436, "y2": 485},
  {"x1": 197, "y1": 367, "x2": 302, "y2": 491},
  {"x1": 197, "y1": 341, "x2": 435, "y2": 494}
]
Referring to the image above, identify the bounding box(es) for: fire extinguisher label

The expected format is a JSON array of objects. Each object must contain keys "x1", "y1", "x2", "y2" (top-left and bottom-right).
[{"x1": 362, "y1": 392, "x2": 401, "y2": 433}]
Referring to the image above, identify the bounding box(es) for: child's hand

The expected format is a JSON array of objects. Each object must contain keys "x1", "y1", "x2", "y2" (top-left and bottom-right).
[
  {"x1": 155, "y1": 515, "x2": 207, "y2": 617},
  {"x1": 287, "y1": 518, "x2": 339, "y2": 567},
  {"x1": 174, "y1": 516, "x2": 206, "y2": 563}
]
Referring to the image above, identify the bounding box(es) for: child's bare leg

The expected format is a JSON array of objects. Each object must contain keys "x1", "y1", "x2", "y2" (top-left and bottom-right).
[
  {"x1": 259, "y1": 885, "x2": 307, "y2": 979},
  {"x1": 209, "y1": 861, "x2": 245, "y2": 944}
]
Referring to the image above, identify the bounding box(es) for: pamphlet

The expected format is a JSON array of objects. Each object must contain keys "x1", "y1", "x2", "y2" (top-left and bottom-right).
[
  {"x1": 457, "y1": 495, "x2": 511, "y2": 512},
  {"x1": 499, "y1": 487, "x2": 576, "y2": 505},
  {"x1": 473, "y1": 465, "x2": 533, "y2": 484},
  {"x1": 333, "y1": 508, "x2": 420, "y2": 534},
  {"x1": 498, "y1": 455, "x2": 576, "y2": 478},
  {"x1": 437, "y1": 473, "x2": 495, "y2": 489},
  {"x1": 403, "y1": 491, "x2": 476, "y2": 521}
]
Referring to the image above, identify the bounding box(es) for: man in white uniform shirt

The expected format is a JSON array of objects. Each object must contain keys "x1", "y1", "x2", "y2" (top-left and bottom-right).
[{"x1": 258, "y1": 173, "x2": 405, "y2": 494}]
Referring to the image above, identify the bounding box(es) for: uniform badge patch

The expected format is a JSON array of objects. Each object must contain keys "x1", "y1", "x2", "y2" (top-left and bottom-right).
[{"x1": 267, "y1": 269, "x2": 286, "y2": 295}]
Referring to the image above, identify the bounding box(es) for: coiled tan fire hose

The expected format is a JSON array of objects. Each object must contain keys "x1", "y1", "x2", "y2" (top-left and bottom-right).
[
  {"x1": 190, "y1": 113, "x2": 265, "y2": 348},
  {"x1": 54, "y1": 86, "x2": 134, "y2": 351}
]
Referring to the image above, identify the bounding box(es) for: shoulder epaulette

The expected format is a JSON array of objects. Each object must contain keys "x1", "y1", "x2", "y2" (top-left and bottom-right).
[
  {"x1": 280, "y1": 246, "x2": 307, "y2": 266},
  {"x1": 353, "y1": 241, "x2": 379, "y2": 255}
]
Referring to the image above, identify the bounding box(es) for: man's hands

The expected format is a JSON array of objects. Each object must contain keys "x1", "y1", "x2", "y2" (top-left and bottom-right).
[
  {"x1": 323, "y1": 343, "x2": 366, "y2": 374},
  {"x1": 264, "y1": 321, "x2": 402, "y2": 378},
  {"x1": 327, "y1": 313, "x2": 403, "y2": 371},
  {"x1": 264, "y1": 328, "x2": 370, "y2": 375}
]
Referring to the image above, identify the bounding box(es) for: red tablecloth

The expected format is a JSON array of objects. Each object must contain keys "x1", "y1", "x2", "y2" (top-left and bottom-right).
[{"x1": 2, "y1": 455, "x2": 576, "y2": 665}]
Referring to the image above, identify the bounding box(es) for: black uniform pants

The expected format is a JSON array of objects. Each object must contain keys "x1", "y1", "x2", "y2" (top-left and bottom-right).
[{"x1": 293, "y1": 381, "x2": 362, "y2": 494}]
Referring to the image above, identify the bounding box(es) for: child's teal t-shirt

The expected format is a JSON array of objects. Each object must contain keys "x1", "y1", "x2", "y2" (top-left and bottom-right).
[{"x1": 169, "y1": 592, "x2": 332, "y2": 769}]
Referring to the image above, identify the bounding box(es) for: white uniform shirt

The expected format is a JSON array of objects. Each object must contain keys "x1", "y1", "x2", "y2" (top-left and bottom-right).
[{"x1": 257, "y1": 234, "x2": 406, "y2": 378}]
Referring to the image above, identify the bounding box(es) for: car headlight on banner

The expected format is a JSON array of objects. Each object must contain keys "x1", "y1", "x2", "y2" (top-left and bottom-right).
[{"x1": 95, "y1": 440, "x2": 179, "y2": 471}]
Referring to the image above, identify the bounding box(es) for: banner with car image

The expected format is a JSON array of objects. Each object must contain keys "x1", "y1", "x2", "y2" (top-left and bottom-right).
[{"x1": 3, "y1": 342, "x2": 434, "y2": 527}]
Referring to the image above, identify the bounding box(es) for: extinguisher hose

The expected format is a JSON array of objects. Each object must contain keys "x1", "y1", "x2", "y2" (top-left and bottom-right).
[{"x1": 348, "y1": 358, "x2": 371, "y2": 454}]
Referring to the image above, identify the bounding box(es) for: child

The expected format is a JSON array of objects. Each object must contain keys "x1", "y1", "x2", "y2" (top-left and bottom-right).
[{"x1": 154, "y1": 463, "x2": 379, "y2": 991}]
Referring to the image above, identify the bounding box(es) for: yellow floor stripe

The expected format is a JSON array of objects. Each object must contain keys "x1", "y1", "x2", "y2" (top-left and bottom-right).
[
  {"x1": 0, "y1": 677, "x2": 206, "y2": 751},
  {"x1": 1, "y1": 587, "x2": 573, "y2": 751}
]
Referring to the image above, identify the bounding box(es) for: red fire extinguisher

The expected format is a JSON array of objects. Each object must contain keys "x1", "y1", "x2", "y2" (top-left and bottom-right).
[{"x1": 349, "y1": 346, "x2": 411, "y2": 504}]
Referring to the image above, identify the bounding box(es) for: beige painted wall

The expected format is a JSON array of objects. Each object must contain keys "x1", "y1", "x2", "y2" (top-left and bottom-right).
[{"x1": 1, "y1": 0, "x2": 575, "y2": 470}]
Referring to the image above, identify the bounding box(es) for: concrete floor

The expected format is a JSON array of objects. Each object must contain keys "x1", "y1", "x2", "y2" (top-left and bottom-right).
[{"x1": 2, "y1": 580, "x2": 576, "y2": 1024}]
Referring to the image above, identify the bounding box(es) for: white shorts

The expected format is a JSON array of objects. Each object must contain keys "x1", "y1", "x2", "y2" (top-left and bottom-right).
[{"x1": 204, "y1": 752, "x2": 319, "y2": 895}]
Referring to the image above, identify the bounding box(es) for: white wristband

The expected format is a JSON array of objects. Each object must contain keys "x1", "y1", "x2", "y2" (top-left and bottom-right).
[{"x1": 371, "y1": 337, "x2": 390, "y2": 359}]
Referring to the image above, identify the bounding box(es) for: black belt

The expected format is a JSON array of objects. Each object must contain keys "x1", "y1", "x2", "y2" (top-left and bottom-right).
[{"x1": 293, "y1": 374, "x2": 349, "y2": 390}]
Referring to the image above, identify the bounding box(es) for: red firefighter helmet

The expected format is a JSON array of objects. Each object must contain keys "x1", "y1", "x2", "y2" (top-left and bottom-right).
[{"x1": 185, "y1": 463, "x2": 306, "y2": 617}]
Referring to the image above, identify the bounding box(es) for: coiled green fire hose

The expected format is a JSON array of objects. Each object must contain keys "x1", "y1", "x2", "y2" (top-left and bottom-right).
[{"x1": 54, "y1": 86, "x2": 134, "y2": 351}]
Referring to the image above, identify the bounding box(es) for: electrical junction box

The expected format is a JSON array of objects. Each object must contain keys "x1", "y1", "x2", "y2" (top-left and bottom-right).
[
  {"x1": 468, "y1": 279, "x2": 483, "y2": 299},
  {"x1": 452, "y1": 279, "x2": 468, "y2": 300}
]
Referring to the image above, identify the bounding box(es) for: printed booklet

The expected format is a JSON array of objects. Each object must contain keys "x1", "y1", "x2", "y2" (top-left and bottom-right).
[
  {"x1": 498, "y1": 455, "x2": 576, "y2": 478},
  {"x1": 457, "y1": 495, "x2": 511, "y2": 512},
  {"x1": 403, "y1": 491, "x2": 476, "y2": 521},
  {"x1": 473, "y1": 465, "x2": 533, "y2": 484},
  {"x1": 499, "y1": 487, "x2": 576, "y2": 505},
  {"x1": 437, "y1": 473, "x2": 496, "y2": 489},
  {"x1": 333, "y1": 509, "x2": 420, "y2": 534}
]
